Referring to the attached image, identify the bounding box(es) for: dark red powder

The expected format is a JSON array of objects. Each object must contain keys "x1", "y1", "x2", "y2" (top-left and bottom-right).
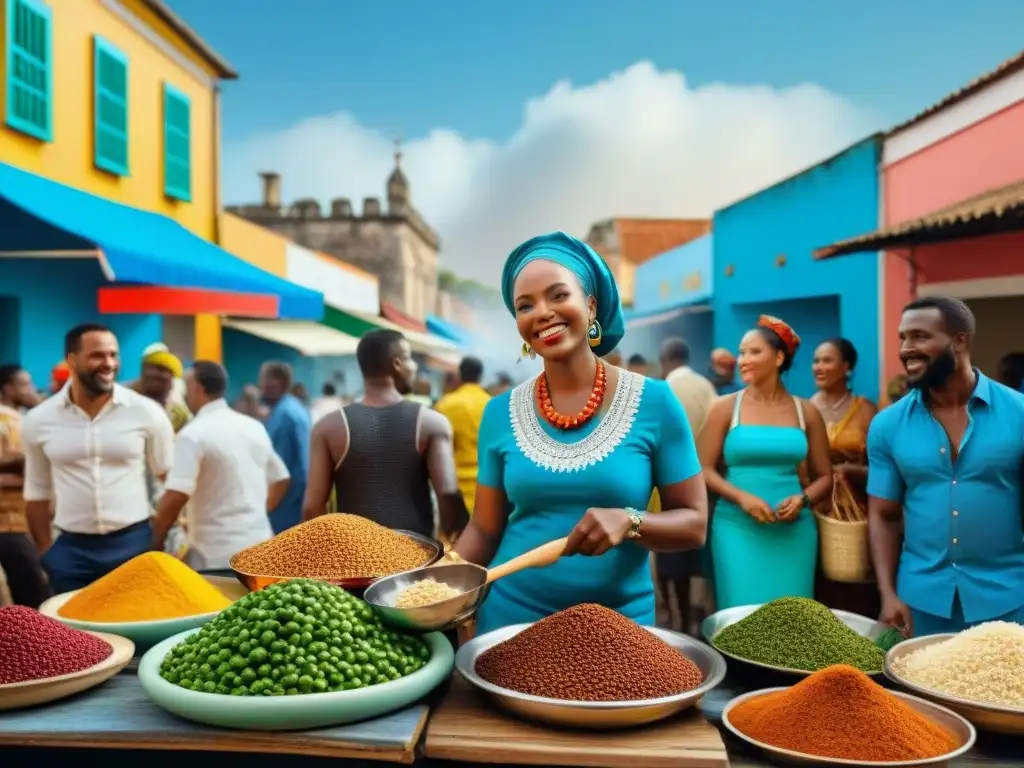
[{"x1": 0, "y1": 606, "x2": 113, "y2": 684}]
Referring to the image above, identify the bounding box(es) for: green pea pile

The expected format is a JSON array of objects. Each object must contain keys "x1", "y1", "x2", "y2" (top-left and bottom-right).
[
  {"x1": 159, "y1": 579, "x2": 430, "y2": 696},
  {"x1": 712, "y1": 597, "x2": 885, "y2": 673}
]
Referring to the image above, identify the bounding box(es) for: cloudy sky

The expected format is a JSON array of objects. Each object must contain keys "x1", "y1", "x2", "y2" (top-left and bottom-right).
[{"x1": 172, "y1": 0, "x2": 1024, "y2": 283}]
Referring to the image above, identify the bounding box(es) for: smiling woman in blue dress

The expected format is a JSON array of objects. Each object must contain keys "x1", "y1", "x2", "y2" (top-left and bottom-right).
[
  {"x1": 696, "y1": 316, "x2": 833, "y2": 610},
  {"x1": 451, "y1": 232, "x2": 708, "y2": 635}
]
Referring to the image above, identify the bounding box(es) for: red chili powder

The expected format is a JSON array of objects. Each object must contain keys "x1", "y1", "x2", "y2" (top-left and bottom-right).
[
  {"x1": 728, "y1": 665, "x2": 959, "y2": 761},
  {"x1": 0, "y1": 606, "x2": 113, "y2": 684}
]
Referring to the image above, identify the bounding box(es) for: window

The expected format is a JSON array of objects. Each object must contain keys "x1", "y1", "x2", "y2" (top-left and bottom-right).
[
  {"x1": 4, "y1": 0, "x2": 52, "y2": 141},
  {"x1": 163, "y1": 83, "x2": 191, "y2": 201},
  {"x1": 93, "y1": 36, "x2": 128, "y2": 176}
]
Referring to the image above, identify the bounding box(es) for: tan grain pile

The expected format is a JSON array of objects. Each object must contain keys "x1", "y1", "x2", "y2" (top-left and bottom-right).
[
  {"x1": 232, "y1": 514, "x2": 432, "y2": 579},
  {"x1": 394, "y1": 578, "x2": 462, "y2": 608},
  {"x1": 476, "y1": 603, "x2": 704, "y2": 701},
  {"x1": 892, "y1": 621, "x2": 1024, "y2": 708}
]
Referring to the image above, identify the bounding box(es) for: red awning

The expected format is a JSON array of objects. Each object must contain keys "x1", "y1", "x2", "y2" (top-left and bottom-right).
[
  {"x1": 98, "y1": 286, "x2": 279, "y2": 317},
  {"x1": 381, "y1": 301, "x2": 427, "y2": 332}
]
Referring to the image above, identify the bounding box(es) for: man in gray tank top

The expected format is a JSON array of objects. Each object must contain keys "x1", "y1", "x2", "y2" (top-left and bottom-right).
[{"x1": 302, "y1": 330, "x2": 469, "y2": 540}]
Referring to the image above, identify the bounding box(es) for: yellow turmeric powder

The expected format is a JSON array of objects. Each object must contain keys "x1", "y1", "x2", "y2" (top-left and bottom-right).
[{"x1": 59, "y1": 552, "x2": 233, "y2": 622}]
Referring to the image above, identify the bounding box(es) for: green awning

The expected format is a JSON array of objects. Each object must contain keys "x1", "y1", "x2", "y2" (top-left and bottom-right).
[{"x1": 321, "y1": 305, "x2": 459, "y2": 355}]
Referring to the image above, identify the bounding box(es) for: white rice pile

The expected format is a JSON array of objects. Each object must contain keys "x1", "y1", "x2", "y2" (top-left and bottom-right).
[{"x1": 892, "y1": 621, "x2": 1024, "y2": 708}]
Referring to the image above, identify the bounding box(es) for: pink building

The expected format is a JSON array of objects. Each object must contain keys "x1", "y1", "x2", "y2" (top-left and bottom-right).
[{"x1": 818, "y1": 51, "x2": 1024, "y2": 391}]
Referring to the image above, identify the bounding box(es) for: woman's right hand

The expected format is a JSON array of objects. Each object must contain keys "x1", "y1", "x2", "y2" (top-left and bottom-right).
[{"x1": 738, "y1": 493, "x2": 775, "y2": 523}]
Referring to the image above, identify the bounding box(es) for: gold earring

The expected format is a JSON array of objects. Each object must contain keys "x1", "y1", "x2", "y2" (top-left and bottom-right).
[
  {"x1": 520, "y1": 342, "x2": 537, "y2": 362},
  {"x1": 587, "y1": 319, "x2": 603, "y2": 348}
]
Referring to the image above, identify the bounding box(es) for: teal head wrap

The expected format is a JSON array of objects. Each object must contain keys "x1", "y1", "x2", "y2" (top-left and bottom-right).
[{"x1": 501, "y1": 231, "x2": 624, "y2": 357}]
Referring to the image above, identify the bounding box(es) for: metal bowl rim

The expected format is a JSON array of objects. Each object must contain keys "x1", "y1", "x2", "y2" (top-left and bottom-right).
[
  {"x1": 885, "y1": 632, "x2": 1024, "y2": 715},
  {"x1": 363, "y1": 562, "x2": 489, "y2": 613},
  {"x1": 228, "y1": 528, "x2": 443, "y2": 585},
  {"x1": 456, "y1": 623, "x2": 727, "y2": 710},
  {"x1": 722, "y1": 686, "x2": 977, "y2": 766},
  {"x1": 701, "y1": 604, "x2": 887, "y2": 677}
]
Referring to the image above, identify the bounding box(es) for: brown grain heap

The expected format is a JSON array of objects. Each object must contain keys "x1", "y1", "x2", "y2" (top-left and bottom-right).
[
  {"x1": 475, "y1": 603, "x2": 703, "y2": 701},
  {"x1": 728, "y1": 665, "x2": 959, "y2": 761},
  {"x1": 232, "y1": 514, "x2": 432, "y2": 579}
]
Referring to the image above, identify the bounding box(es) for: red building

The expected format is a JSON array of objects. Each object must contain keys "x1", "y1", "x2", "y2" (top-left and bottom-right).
[{"x1": 818, "y1": 51, "x2": 1024, "y2": 390}]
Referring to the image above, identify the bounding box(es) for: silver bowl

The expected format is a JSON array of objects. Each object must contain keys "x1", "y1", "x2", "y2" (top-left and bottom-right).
[
  {"x1": 363, "y1": 562, "x2": 490, "y2": 633},
  {"x1": 722, "y1": 686, "x2": 976, "y2": 766},
  {"x1": 230, "y1": 529, "x2": 443, "y2": 593},
  {"x1": 886, "y1": 633, "x2": 1024, "y2": 734},
  {"x1": 700, "y1": 603, "x2": 890, "y2": 677},
  {"x1": 455, "y1": 623, "x2": 727, "y2": 729}
]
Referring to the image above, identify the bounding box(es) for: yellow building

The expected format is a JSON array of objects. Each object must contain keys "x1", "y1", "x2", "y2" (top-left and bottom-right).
[
  {"x1": 0, "y1": 0, "x2": 322, "y2": 376},
  {"x1": 1, "y1": 0, "x2": 234, "y2": 236}
]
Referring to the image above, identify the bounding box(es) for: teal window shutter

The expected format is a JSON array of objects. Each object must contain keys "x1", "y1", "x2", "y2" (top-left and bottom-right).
[
  {"x1": 4, "y1": 0, "x2": 53, "y2": 141},
  {"x1": 93, "y1": 36, "x2": 128, "y2": 176},
  {"x1": 163, "y1": 83, "x2": 191, "y2": 201}
]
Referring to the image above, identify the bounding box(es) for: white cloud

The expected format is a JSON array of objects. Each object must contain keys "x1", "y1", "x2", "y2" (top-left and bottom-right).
[{"x1": 221, "y1": 61, "x2": 878, "y2": 286}]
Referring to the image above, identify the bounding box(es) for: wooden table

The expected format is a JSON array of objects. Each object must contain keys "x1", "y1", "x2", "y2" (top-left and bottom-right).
[
  {"x1": 0, "y1": 660, "x2": 429, "y2": 764},
  {"x1": 424, "y1": 677, "x2": 728, "y2": 768}
]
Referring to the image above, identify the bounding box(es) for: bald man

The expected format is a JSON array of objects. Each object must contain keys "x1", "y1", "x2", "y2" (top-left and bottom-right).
[{"x1": 709, "y1": 348, "x2": 739, "y2": 395}]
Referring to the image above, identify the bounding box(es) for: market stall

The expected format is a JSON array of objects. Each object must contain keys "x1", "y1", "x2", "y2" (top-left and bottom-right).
[{"x1": 3, "y1": 518, "x2": 1024, "y2": 768}]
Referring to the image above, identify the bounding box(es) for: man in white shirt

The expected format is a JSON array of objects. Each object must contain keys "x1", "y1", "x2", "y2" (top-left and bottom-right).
[
  {"x1": 309, "y1": 382, "x2": 345, "y2": 425},
  {"x1": 655, "y1": 336, "x2": 719, "y2": 634},
  {"x1": 661, "y1": 337, "x2": 718, "y2": 437},
  {"x1": 154, "y1": 361, "x2": 290, "y2": 572},
  {"x1": 22, "y1": 323, "x2": 176, "y2": 593}
]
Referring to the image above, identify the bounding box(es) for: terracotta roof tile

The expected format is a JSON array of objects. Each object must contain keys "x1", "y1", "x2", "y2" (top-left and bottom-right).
[
  {"x1": 815, "y1": 179, "x2": 1024, "y2": 259},
  {"x1": 888, "y1": 49, "x2": 1024, "y2": 136},
  {"x1": 613, "y1": 219, "x2": 711, "y2": 264}
]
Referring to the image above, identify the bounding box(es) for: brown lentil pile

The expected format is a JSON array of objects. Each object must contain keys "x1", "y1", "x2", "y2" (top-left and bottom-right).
[
  {"x1": 232, "y1": 514, "x2": 432, "y2": 579},
  {"x1": 475, "y1": 603, "x2": 704, "y2": 701}
]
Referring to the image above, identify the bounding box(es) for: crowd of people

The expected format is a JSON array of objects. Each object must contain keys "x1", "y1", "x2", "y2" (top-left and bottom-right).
[{"x1": 1, "y1": 230, "x2": 1023, "y2": 647}]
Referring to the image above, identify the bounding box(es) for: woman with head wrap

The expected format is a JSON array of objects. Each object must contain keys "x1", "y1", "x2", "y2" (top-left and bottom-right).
[
  {"x1": 696, "y1": 317, "x2": 833, "y2": 609},
  {"x1": 449, "y1": 232, "x2": 708, "y2": 635}
]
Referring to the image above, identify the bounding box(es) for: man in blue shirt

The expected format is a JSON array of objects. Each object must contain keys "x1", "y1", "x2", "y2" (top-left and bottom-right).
[
  {"x1": 867, "y1": 295, "x2": 1024, "y2": 637},
  {"x1": 260, "y1": 362, "x2": 311, "y2": 534}
]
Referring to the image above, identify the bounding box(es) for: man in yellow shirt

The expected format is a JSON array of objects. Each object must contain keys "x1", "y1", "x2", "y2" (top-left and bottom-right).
[{"x1": 434, "y1": 357, "x2": 490, "y2": 533}]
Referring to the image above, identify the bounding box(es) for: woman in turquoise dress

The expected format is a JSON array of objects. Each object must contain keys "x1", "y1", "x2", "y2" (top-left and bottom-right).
[
  {"x1": 696, "y1": 316, "x2": 833, "y2": 610},
  {"x1": 452, "y1": 232, "x2": 709, "y2": 635}
]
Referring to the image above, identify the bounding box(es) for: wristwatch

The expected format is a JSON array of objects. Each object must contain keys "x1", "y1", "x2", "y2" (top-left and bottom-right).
[
  {"x1": 800, "y1": 492, "x2": 811, "y2": 509},
  {"x1": 625, "y1": 507, "x2": 644, "y2": 539}
]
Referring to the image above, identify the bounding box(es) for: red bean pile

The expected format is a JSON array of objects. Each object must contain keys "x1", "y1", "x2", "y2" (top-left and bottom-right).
[
  {"x1": 0, "y1": 606, "x2": 113, "y2": 684},
  {"x1": 475, "y1": 603, "x2": 704, "y2": 701}
]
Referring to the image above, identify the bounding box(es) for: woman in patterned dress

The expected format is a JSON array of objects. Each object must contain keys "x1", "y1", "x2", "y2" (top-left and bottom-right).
[{"x1": 451, "y1": 232, "x2": 708, "y2": 634}]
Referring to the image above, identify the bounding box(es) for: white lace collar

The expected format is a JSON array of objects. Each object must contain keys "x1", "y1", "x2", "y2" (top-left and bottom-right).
[{"x1": 508, "y1": 369, "x2": 645, "y2": 473}]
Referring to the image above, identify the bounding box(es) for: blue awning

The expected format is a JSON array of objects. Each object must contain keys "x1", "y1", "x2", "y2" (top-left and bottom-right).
[
  {"x1": 426, "y1": 314, "x2": 472, "y2": 347},
  {"x1": 0, "y1": 161, "x2": 323, "y2": 320}
]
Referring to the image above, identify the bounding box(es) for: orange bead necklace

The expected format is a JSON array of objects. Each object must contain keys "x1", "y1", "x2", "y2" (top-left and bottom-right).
[{"x1": 536, "y1": 360, "x2": 607, "y2": 430}]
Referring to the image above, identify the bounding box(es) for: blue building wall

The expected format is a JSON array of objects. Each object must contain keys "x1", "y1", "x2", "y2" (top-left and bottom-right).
[
  {"x1": 634, "y1": 235, "x2": 714, "y2": 315},
  {"x1": 712, "y1": 137, "x2": 882, "y2": 401},
  {"x1": 0, "y1": 259, "x2": 161, "y2": 390},
  {"x1": 625, "y1": 234, "x2": 716, "y2": 373}
]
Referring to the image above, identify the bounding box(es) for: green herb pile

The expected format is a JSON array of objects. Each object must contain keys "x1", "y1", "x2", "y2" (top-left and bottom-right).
[
  {"x1": 159, "y1": 579, "x2": 430, "y2": 696},
  {"x1": 712, "y1": 597, "x2": 885, "y2": 673}
]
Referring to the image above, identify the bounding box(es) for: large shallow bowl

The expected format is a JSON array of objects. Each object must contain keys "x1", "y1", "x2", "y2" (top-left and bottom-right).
[
  {"x1": 0, "y1": 631, "x2": 135, "y2": 711},
  {"x1": 456, "y1": 623, "x2": 727, "y2": 729},
  {"x1": 229, "y1": 529, "x2": 443, "y2": 593},
  {"x1": 364, "y1": 562, "x2": 490, "y2": 633},
  {"x1": 700, "y1": 603, "x2": 890, "y2": 677},
  {"x1": 886, "y1": 633, "x2": 1024, "y2": 734},
  {"x1": 138, "y1": 627, "x2": 454, "y2": 730},
  {"x1": 39, "y1": 575, "x2": 247, "y2": 647},
  {"x1": 722, "y1": 686, "x2": 976, "y2": 766}
]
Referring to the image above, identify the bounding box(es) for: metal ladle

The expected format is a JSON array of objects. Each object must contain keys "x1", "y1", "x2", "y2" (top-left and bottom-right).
[{"x1": 364, "y1": 537, "x2": 569, "y2": 633}]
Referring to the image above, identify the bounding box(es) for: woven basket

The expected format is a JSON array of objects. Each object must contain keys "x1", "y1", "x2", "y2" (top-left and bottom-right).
[{"x1": 815, "y1": 510, "x2": 873, "y2": 583}]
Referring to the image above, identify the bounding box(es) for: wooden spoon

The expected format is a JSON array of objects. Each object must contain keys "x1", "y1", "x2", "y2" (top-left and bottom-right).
[{"x1": 484, "y1": 537, "x2": 569, "y2": 584}]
